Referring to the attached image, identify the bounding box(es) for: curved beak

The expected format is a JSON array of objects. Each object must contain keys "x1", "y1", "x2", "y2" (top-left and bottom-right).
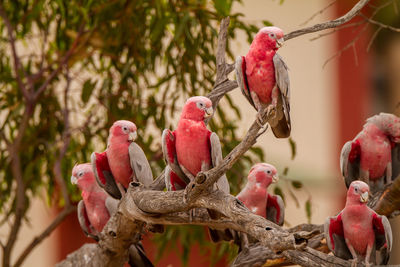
[
  {"x1": 276, "y1": 38, "x2": 284, "y2": 48},
  {"x1": 71, "y1": 175, "x2": 78, "y2": 185},
  {"x1": 204, "y1": 107, "x2": 213, "y2": 118},
  {"x1": 272, "y1": 174, "x2": 279, "y2": 183},
  {"x1": 128, "y1": 131, "x2": 137, "y2": 141},
  {"x1": 360, "y1": 191, "x2": 369, "y2": 203}
]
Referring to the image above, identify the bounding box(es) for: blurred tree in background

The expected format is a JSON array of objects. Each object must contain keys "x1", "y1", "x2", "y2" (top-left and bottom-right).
[{"x1": 0, "y1": 0, "x2": 270, "y2": 266}]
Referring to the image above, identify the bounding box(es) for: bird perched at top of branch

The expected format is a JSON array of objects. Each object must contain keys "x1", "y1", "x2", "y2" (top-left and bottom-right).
[
  {"x1": 324, "y1": 181, "x2": 392, "y2": 267},
  {"x1": 162, "y1": 96, "x2": 230, "y2": 242},
  {"x1": 236, "y1": 163, "x2": 284, "y2": 225},
  {"x1": 340, "y1": 113, "x2": 400, "y2": 191},
  {"x1": 235, "y1": 26, "x2": 291, "y2": 138},
  {"x1": 91, "y1": 120, "x2": 153, "y2": 199},
  {"x1": 71, "y1": 163, "x2": 154, "y2": 267}
]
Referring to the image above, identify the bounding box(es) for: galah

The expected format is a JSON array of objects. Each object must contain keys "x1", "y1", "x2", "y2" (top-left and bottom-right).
[
  {"x1": 236, "y1": 163, "x2": 284, "y2": 225},
  {"x1": 71, "y1": 163, "x2": 154, "y2": 267},
  {"x1": 162, "y1": 96, "x2": 229, "y2": 193},
  {"x1": 324, "y1": 181, "x2": 392, "y2": 267},
  {"x1": 92, "y1": 120, "x2": 153, "y2": 199},
  {"x1": 340, "y1": 113, "x2": 400, "y2": 190},
  {"x1": 235, "y1": 26, "x2": 291, "y2": 138},
  {"x1": 162, "y1": 96, "x2": 230, "y2": 242}
]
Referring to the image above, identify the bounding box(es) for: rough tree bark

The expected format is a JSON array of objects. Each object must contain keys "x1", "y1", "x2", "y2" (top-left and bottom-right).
[{"x1": 56, "y1": 0, "x2": 400, "y2": 266}]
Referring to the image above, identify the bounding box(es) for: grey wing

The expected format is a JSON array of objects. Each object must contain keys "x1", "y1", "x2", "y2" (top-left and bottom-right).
[
  {"x1": 128, "y1": 242, "x2": 154, "y2": 267},
  {"x1": 105, "y1": 197, "x2": 119, "y2": 217},
  {"x1": 340, "y1": 141, "x2": 359, "y2": 188},
  {"x1": 77, "y1": 200, "x2": 99, "y2": 241},
  {"x1": 392, "y1": 143, "x2": 400, "y2": 180},
  {"x1": 272, "y1": 53, "x2": 291, "y2": 138},
  {"x1": 324, "y1": 213, "x2": 352, "y2": 260},
  {"x1": 210, "y1": 132, "x2": 230, "y2": 194},
  {"x1": 129, "y1": 142, "x2": 153, "y2": 186},
  {"x1": 164, "y1": 165, "x2": 173, "y2": 191},
  {"x1": 161, "y1": 129, "x2": 190, "y2": 184},
  {"x1": 273, "y1": 53, "x2": 290, "y2": 99},
  {"x1": 266, "y1": 195, "x2": 285, "y2": 226},
  {"x1": 235, "y1": 56, "x2": 256, "y2": 109},
  {"x1": 374, "y1": 214, "x2": 393, "y2": 265}
]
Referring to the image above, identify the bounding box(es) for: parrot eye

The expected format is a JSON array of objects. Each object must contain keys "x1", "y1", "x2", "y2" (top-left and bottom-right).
[
  {"x1": 354, "y1": 187, "x2": 359, "y2": 193},
  {"x1": 269, "y1": 33, "x2": 276, "y2": 39},
  {"x1": 266, "y1": 170, "x2": 271, "y2": 174},
  {"x1": 196, "y1": 102, "x2": 205, "y2": 109},
  {"x1": 78, "y1": 171, "x2": 84, "y2": 177},
  {"x1": 121, "y1": 126, "x2": 129, "y2": 133}
]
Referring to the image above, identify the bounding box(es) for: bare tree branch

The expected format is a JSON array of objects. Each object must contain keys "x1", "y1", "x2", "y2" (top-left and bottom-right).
[
  {"x1": 284, "y1": 0, "x2": 370, "y2": 41},
  {"x1": 56, "y1": 1, "x2": 400, "y2": 266}
]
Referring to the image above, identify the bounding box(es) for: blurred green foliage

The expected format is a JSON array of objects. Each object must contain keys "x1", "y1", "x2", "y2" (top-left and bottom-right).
[{"x1": 0, "y1": 0, "x2": 271, "y2": 264}]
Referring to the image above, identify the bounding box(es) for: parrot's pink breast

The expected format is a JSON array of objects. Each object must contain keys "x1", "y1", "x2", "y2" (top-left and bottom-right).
[
  {"x1": 342, "y1": 205, "x2": 374, "y2": 255},
  {"x1": 83, "y1": 191, "x2": 110, "y2": 233},
  {"x1": 358, "y1": 125, "x2": 391, "y2": 180},
  {"x1": 245, "y1": 50, "x2": 276, "y2": 104},
  {"x1": 237, "y1": 185, "x2": 268, "y2": 218},
  {"x1": 107, "y1": 142, "x2": 133, "y2": 188},
  {"x1": 175, "y1": 119, "x2": 212, "y2": 176}
]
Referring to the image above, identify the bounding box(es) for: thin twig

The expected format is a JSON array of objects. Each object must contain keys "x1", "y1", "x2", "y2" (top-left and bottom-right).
[
  {"x1": 284, "y1": 0, "x2": 370, "y2": 41},
  {"x1": 300, "y1": 0, "x2": 337, "y2": 26}
]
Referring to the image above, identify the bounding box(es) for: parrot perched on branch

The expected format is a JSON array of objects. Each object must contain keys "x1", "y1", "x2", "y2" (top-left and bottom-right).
[
  {"x1": 71, "y1": 163, "x2": 154, "y2": 267},
  {"x1": 235, "y1": 26, "x2": 291, "y2": 138},
  {"x1": 340, "y1": 113, "x2": 400, "y2": 191},
  {"x1": 236, "y1": 163, "x2": 284, "y2": 225},
  {"x1": 91, "y1": 120, "x2": 153, "y2": 199},
  {"x1": 324, "y1": 181, "x2": 392, "y2": 267},
  {"x1": 162, "y1": 96, "x2": 230, "y2": 242},
  {"x1": 162, "y1": 96, "x2": 229, "y2": 193}
]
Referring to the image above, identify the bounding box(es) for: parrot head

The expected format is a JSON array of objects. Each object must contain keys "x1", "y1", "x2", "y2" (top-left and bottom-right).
[
  {"x1": 108, "y1": 120, "x2": 138, "y2": 145},
  {"x1": 181, "y1": 96, "x2": 213, "y2": 122},
  {"x1": 254, "y1": 26, "x2": 284, "y2": 50},
  {"x1": 71, "y1": 163, "x2": 96, "y2": 192},
  {"x1": 347, "y1": 180, "x2": 370, "y2": 205},
  {"x1": 248, "y1": 163, "x2": 279, "y2": 188}
]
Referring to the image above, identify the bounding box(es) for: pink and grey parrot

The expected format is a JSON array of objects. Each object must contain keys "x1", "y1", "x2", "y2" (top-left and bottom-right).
[
  {"x1": 236, "y1": 163, "x2": 284, "y2": 225},
  {"x1": 92, "y1": 120, "x2": 153, "y2": 199},
  {"x1": 162, "y1": 96, "x2": 229, "y2": 193},
  {"x1": 340, "y1": 113, "x2": 400, "y2": 190},
  {"x1": 235, "y1": 26, "x2": 291, "y2": 138},
  {"x1": 162, "y1": 96, "x2": 230, "y2": 242},
  {"x1": 71, "y1": 163, "x2": 153, "y2": 267},
  {"x1": 324, "y1": 181, "x2": 392, "y2": 266}
]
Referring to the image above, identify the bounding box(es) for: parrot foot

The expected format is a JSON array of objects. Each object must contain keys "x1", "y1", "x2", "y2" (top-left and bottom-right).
[
  {"x1": 256, "y1": 108, "x2": 269, "y2": 126},
  {"x1": 266, "y1": 105, "x2": 277, "y2": 121},
  {"x1": 364, "y1": 261, "x2": 371, "y2": 267},
  {"x1": 349, "y1": 259, "x2": 358, "y2": 267}
]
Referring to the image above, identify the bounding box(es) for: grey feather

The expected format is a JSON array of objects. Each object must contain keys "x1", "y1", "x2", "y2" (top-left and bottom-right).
[
  {"x1": 375, "y1": 215, "x2": 392, "y2": 264},
  {"x1": 161, "y1": 129, "x2": 190, "y2": 187},
  {"x1": 91, "y1": 152, "x2": 122, "y2": 199},
  {"x1": 129, "y1": 142, "x2": 153, "y2": 186},
  {"x1": 324, "y1": 213, "x2": 352, "y2": 260},
  {"x1": 210, "y1": 132, "x2": 230, "y2": 194},
  {"x1": 272, "y1": 53, "x2": 291, "y2": 138},
  {"x1": 340, "y1": 141, "x2": 359, "y2": 188},
  {"x1": 235, "y1": 56, "x2": 255, "y2": 109},
  {"x1": 266, "y1": 195, "x2": 284, "y2": 226},
  {"x1": 392, "y1": 144, "x2": 400, "y2": 180},
  {"x1": 105, "y1": 197, "x2": 119, "y2": 217},
  {"x1": 77, "y1": 200, "x2": 99, "y2": 241}
]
